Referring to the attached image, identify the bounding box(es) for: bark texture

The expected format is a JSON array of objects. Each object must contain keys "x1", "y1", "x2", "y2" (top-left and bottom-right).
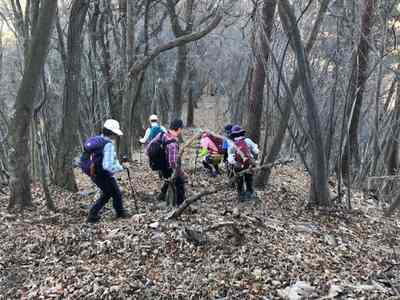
[
  {"x1": 54, "y1": 0, "x2": 89, "y2": 191},
  {"x1": 8, "y1": 0, "x2": 57, "y2": 210},
  {"x1": 278, "y1": 0, "x2": 330, "y2": 206},
  {"x1": 246, "y1": 0, "x2": 277, "y2": 144}
]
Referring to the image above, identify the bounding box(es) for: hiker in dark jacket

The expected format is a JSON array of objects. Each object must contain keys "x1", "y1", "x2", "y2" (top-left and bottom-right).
[
  {"x1": 86, "y1": 119, "x2": 130, "y2": 223},
  {"x1": 227, "y1": 125, "x2": 259, "y2": 201},
  {"x1": 149, "y1": 119, "x2": 185, "y2": 206},
  {"x1": 140, "y1": 114, "x2": 166, "y2": 145}
]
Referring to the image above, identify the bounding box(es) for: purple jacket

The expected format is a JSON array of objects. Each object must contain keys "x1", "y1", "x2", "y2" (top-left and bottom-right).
[{"x1": 146, "y1": 131, "x2": 180, "y2": 170}]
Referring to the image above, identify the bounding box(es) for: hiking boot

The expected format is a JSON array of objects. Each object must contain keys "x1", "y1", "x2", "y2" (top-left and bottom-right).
[
  {"x1": 210, "y1": 170, "x2": 218, "y2": 177},
  {"x1": 86, "y1": 214, "x2": 101, "y2": 223},
  {"x1": 157, "y1": 192, "x2": 166, "y2": 202},
  {"x1": 239, "y1": 192, "x2": 247, "y2": 202},
  {"x1": 116, "y1": 210, "x2": 131, "y2": 219},
  {"x1": 246, "y1": 191, "x2": 258, "y2": 200}
]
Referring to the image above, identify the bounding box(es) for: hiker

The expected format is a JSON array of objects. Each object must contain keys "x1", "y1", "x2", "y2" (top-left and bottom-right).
[
  {"x1": 146, "y1": 119, "x2": 185, "y2": 207},
  {"x1": 80, "y1": 119, "x2": 130, "y2": 223},
  {"x1": 140, "y1": 114, "x2": 166, "y2": 145},
  {"x1": 199, "y1": 132, "x2": 224, "y2": 177},
  {"x1": 227, "y1": 125, "x2": 259, "y2": 201}
]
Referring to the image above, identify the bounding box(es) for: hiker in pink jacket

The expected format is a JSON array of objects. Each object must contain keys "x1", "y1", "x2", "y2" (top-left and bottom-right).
[{"x1": 199, "y1": 132, "x2": 224, "y2": 177}]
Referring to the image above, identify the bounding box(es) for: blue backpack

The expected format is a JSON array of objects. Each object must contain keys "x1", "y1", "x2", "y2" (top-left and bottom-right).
[
  {"x1": 80, "y1": 136, "x2": 111, "y2": 177},
  {"x1": 148, "y1": 125, "x2": 163, "y2": 142}
]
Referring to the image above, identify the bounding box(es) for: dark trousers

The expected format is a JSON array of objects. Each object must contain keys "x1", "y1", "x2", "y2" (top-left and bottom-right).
[
  {"x1": 90, "y1": 175, "x2": 124, "y2": 216},
  {"x1": 160, "y1": 168, "x2": 185, "y2": 206},
  {"x1": 235, "y1": 167, "x2": 254, "y2": 194}
]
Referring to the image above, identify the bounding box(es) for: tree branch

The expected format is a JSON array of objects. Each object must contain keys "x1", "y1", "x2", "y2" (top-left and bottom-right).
[
  {"x1": 128, "y1": 11, "x2": 222, "y2": 79},
  {"x1": 166, "y1": 159, "x2": 293, "y2": 220}
]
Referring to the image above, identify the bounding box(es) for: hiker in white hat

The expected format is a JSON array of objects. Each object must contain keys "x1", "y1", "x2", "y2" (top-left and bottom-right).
[
  {"x1": 139, "y1": 114, "x2": 166, "y2": 144},
  {"x1": 82, "y1": 119, "x2": 130, "y2": 223}
]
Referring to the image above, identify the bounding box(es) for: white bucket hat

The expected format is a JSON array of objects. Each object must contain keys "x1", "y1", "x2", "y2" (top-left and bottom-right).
[
  {"x1": 149, "y1": 114, "x2": 159, "y2": 122},
  {"x1": 104, "y1": 119, "x2": 123, "y2": 136}
]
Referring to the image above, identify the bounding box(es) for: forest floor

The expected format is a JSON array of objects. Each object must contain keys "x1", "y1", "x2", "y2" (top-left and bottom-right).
[{"x1": 2, "y1": 96, "x2": 400, "y2": 299}]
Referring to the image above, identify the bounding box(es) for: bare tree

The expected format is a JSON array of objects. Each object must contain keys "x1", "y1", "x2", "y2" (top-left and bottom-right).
[
  {"x1": 341, "y1": 0, "x2": 376, "y2": 175},
  {"x1": 246, "y1": 0, "x2": 277, "y2": 144},
  {"x1": 8, "y1": 0, "x2": 57, "y2": 211},
  {"x1": 278, "y1": 0, "x2": 330, "y2": 206},
  {"x1": 54, "y1": 0, "x2": 89, "y2": 191}
]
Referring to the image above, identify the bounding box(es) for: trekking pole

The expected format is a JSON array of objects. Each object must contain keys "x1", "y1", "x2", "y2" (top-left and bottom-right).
[
  {"x1": 193, "y1": 143, "x2": 200, "y2": 179},
  {"x1": 125, "y1": 166, "x2": 139, "y2": 212}
]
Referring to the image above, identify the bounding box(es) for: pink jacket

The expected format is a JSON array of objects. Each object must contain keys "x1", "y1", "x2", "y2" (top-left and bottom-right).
[{"x1": 200, "y1": 136, "x2": 219, "y2": 155}]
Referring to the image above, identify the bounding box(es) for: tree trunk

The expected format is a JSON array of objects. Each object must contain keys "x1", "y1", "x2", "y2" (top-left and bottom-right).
[
  {"x1": 119, "y1": 0, "x2": 136, "y2": 159},
  {"x1": 256, "y1": 0, "x2": 329, "y2": 187},
  {"x1": 186, "y1": 67, "x2": 195, "y2": 127},
  {"x1": 246, "y1": 0, "x2": 276, "y2": 144},
  {"x1": 167, "y1": 0, "x2": 194, "y2": 121},
  {"x1": 171, "y1": 44, "x2": 187, "y2": 120},
  {"x1": 341, "y1": 0, "x2": 376, "y2": 173},
  {"x1": 8, "y1": 0, "x2": 57, "y2": 211},
  {"x1": 54, "y1": 0, "x2": 89, "y2": 191},
  {"x1": 278, "y1": 0, "x2": 330, "y2": 206},
  {"x1": 385, "y1": 67, "x2": 400, "y2": 175}
]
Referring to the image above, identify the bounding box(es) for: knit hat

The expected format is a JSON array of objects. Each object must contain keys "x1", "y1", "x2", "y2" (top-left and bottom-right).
[
  {"x1": 224, "y1": 124, "x2": 233, "y2": 135},
  {"x1": 230, "y1": 125, "x2": 245, "y2": 135}
]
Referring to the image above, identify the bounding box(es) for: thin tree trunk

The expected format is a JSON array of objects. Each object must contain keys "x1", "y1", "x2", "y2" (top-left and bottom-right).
[
  {"x1": 120, "y1": 0, "x2": 136, "y2": 159},
  {"x1": 278, "y1": 0, "x2": 330, "y2": 206},
  {"x1": 54, "y1": 0, "x2": 89, "y2": 191},
  {"x1": 257, "y1": 0, "x2": 329, "y2": 187},
  {"x1": 186, "y1": 67, "x2": 195, "y2": 127},
  {"x1": 8, "y1": 0, "x2": 57, "y2": 211},
  {"x1": 246, "y1": 0, "x2": 276, "y2": 144},
  {"x1": 341, "y1": 0, "x2": 376, "y2": 174}
]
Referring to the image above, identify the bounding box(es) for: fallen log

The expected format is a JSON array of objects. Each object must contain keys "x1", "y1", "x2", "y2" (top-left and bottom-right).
[{"x1": 166, "y1": 159, "x2": 293, "y2": 219}]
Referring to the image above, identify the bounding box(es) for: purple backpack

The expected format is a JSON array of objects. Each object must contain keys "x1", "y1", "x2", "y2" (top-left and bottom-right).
[{"x1": 79, "y1": 136, "x2": 110, "y2": 177}]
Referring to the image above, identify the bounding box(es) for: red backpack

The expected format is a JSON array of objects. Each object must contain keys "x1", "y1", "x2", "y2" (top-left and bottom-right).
[
  {"x1": 234, "y1": 138, "x2": 252, "y2": 167},
  {"x1": 207, "y1": 133, "x2": 224, "y2": 154}
]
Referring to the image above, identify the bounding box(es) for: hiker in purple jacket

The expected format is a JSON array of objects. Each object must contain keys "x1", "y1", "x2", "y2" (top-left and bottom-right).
[
  {"x1": 84, "y1": 119, "x2": 130, "y2": 223},
  {"x1": 152, "y1": 119, "x2": 185, "y2": 206}
]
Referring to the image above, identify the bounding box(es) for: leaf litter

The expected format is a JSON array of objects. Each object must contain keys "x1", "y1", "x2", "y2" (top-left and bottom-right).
[
  {"x1": 1, "y1": 139, "x2": 400, "y2": 299},
  {"x1": 0, "y1": 113, "x2": 400, "y2": 300}
]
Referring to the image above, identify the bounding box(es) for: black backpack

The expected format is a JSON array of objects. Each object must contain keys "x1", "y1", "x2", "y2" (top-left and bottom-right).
[{"x1": 146, "y1": 132, "x2": 175, "y2": 171}]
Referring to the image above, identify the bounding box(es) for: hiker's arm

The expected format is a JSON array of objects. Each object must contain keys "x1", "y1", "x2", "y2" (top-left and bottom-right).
[
  {"x1": 102, "y1": 143, "x2": 123, "y2": 174},
  {"x1": 227, "y1": 145, "x2": 236, "y2": 165},
  {"x1": 140, "y1": 128, "x2": 151, "y2": 144}
]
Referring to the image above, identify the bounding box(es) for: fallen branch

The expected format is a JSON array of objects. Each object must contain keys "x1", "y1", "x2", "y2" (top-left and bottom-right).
[
  {"x1": 167, "y1": 159, "x2": 293, "y2": 219},
  {"x1": 166, "y1": 188, "x2": 219, "y2": 220}
]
